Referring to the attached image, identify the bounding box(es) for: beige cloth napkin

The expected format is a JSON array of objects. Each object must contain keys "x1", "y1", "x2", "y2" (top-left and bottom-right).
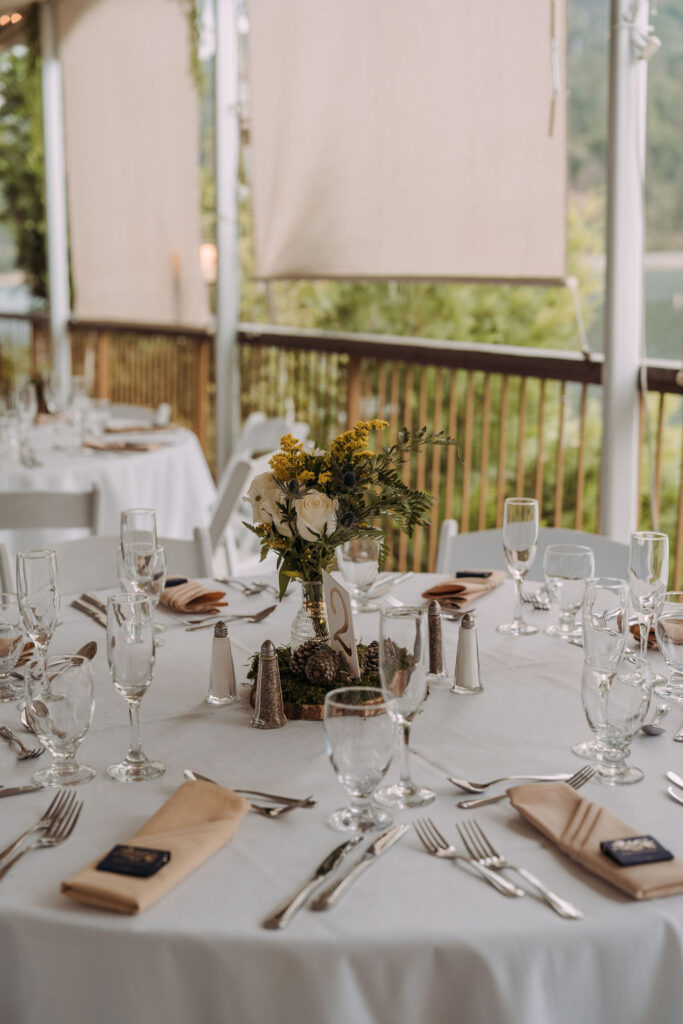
[
  {"x1": 105, "y1": 423, "x2": 178, "y2": 434},
  {"x1": 62, "y1": 780, "x2": 249, "y2": 914},
  {"x1": 508, "y1": 781, "x2": 683, "y2": 900},
  {"x1": 160, "y1": 578, "x2": 228, "y2": 615},
  {"x1": 422, "y1": 570, "x2": 507, "y2": 611},
  {"x1": 83, "y1": 439, "x2": 163, "y2": 452}
]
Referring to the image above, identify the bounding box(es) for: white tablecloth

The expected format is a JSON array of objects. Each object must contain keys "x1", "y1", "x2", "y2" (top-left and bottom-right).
[
  {"x1": 1, "y1": 575, "x2": 682, "y2": 1024},
  {"x1": 0, "y1": 420, "x2": 216, "y2": 554}
]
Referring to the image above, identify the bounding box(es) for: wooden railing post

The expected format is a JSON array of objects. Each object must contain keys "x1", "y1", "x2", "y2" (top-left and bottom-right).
[
  {"x1": 195, "y1": 337, "x2": 211, "y2": 452},
  {"x1": 346, "y1": 354, "x2": 362, "y2": 427},
  {"x1": 96, "y1": 332, "x2": 110, "y2": 398}
]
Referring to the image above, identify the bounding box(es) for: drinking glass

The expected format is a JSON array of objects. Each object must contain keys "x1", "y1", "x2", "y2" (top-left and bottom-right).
[
  {"x1": 25, "y1": 654, "x2": 96, "y2": 786},
  {"x1": 572, "y1": 577, "x2": 629, "y2": 760},
  {"x1": 628, "y1": 531, "x2": 668, "y2": 684},
  {"x1": 654, "y1": 591, "x2": 683, "y2": 702},
  {"x1": 0, "y1": 594, "x2": 26, "y2": 701},
  {"x1": 543, "y1": 544, "x2": 595, "y2": 639},
  {"x1": 497, "y1": 497, "x2": 539, "y2": 636},
  {"x1": 106, "y1": 592, "x2": 165, "y2": 782},
  {"x1": 323, "y1": 687, "x2": 395, "y2": 832},
  {"x1": 120, "y1": 508, "x2": 158, "y2": 583},
  {"x1": 581, "y1": 662, "x2": 651, "y2": 785},
  {"x1": 16, "y1": 549, "x2": 60, "y2": 670},
  {"x1": 336, "y1": 538, "x2": 381, "y2": 612},
  {"x1": 118, "y1": 543, "x2": 167, "y2": 643},
  {"x1": 373, "y1": 606, "x2": 435, "y2": 809}
]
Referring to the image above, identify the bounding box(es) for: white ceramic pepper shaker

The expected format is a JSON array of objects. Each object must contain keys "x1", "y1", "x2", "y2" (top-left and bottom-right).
[{"x1": 206, "y1": 621, "x2": 239, "y2": 705}]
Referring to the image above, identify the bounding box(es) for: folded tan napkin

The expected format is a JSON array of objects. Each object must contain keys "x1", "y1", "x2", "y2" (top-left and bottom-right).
[
  {"x1": 105, "y1": 423, "x2": 178, "y2": 434},
  {"x1": 508, "y1": 781, "x2": 683, "y2": 900},
  {"x1": 422, "y1": 570, "x2": 507, "y2": 611},
  {"x1": 83, "y1": 439, "x2": 163, "y2": 452},
  {"x1": 160, "y1": 577, "x2": 228, "y2": 615},
  {"x1": 62, "y1": 780, "x2": 249, "y2": 914}
]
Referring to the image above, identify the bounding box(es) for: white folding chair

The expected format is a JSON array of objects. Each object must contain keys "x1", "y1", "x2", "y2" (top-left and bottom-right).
[
  {"x1": 0, "y1": 528, "x2": 211, "y2": 595},
  {"x1": 435, "y1": 520, "x2": 629, "y2": 581},
  {"x1": 233, "y1": 413, "x2": 310, "y2": 458}
]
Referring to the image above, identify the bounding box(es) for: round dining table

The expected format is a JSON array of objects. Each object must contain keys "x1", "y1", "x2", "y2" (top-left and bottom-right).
[{"x1": 0, "y1": 574, "x2": 682, "y2": 1024}]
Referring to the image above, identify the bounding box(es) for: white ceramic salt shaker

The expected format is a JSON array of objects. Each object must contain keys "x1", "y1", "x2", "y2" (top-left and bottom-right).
[{"x1": 206, "y1": 621, "x2": 239, "y2": 705}]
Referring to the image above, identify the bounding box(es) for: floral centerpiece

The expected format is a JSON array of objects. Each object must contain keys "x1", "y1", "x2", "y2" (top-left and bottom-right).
[{"x1": 244, "y1": 420, "x2": 456, "y2": 649}]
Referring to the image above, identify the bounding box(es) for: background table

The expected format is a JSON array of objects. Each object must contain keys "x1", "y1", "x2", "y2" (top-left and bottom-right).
[{"x1": 0, "y1": 575, "x2": 682, "y2": 1024}]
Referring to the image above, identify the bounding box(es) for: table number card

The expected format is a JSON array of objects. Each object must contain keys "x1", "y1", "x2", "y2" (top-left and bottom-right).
[{"x1": 322, "y1": 570, "x2": 361, "y2": 679}]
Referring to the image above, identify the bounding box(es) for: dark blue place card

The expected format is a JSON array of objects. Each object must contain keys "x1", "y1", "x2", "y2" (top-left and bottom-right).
[
  {"x1": 97, "y1": 845, "x2": 171, "y2": 878},
  {"x1": 600, "y1": 835, "x2": 673, "y2": 867}
]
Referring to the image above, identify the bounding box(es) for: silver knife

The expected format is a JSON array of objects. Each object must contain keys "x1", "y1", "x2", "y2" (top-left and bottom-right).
[
  {"x1": 70, "y1": 600, "x2": 106, "y2": 628},
  {"x1": 262, "y1": 837, "x2": 363, "y2": 929},
  {"x1": 309, "y1": 824, "x2": 409, "y2": 911},
  {"x1": 366, "y1": 572, "x2": 414, "y2": 600},
  {"x1": 666, "y1": 770, "x2": 683, "y2": 791},
  {"x1": 667, "y1": 786, "x2": 683, "y2": 807},
  {"x1": 0, "y1": 785, "x2": 44, "y2": 798},
  {"x1": 81, "y1": 593, "x2": 108, "y2": 615},
  {"x1": 674, "y1": 726, "x2": 683, "y2": 743}
]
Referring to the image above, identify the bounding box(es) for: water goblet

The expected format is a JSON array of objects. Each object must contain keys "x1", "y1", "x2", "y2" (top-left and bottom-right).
[
  {"x1": 543, "y1": 544, "x2": 595, "y2": 639},
  {"x1": 497, "y1": 497, "x2": 539, "y2": 636},
  {"x1": 581, "y1": 661, "x2": 651, "y2": 785},
  {"x1": 323, "y1": 687, "x2": 395, "y2": 832},
  {"x1": 0, "y1": 594, "x2": 27, "y2": 701},
  {"x1": 628, "y1": 531, "x2": 668, "y2": 684},
  {"x1": 16, "y1": 549, "x2": 60, "y2": 671},
  {"x1": 25, "y1": 654, "x2": 96, "y2": 786},
  {"x1": 373, "y1": 606, "x2": 435, "y2": 809},
  {"x1": 336, "y1": 538, "x2": 381, "y2": 612},
  {"x1": 106, "y1": 592, "x2": 165, "y2": 782},
  {"x1": 572, "y1": 577, "x2": 629, "y2": 761},
  {"x1": 654, "y1": 592, "x2": 683, "y2": 702}
]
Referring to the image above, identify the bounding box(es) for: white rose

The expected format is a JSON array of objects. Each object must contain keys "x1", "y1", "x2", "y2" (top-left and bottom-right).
[
  {"x1": 245, "y1": 473, "x2": 292, "y2": 536},
  {"x1": 294, "y1": 490, "x2": 338, "y2": 542}
]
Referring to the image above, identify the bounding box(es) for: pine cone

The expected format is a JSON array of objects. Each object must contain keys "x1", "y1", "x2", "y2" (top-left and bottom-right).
[
  {"x1": 305, "y1": 649, "x2": 340, "y2": 685},
  {"x1": 360, "y1": 640, "x2": 379, "y2": 677},
  {"x1": 289, "y1": 639, "x2": 325, "y2": 677}
]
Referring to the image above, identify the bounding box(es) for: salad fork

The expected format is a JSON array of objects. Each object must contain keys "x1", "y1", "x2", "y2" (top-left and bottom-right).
[
  {"x1": 413, "y1": 819, "x2": 524, "y2": 897},
  {"x1": 456, "y1": 765, "x2": 595, "y2": 809},
  {"x1": 0, "y1": 797, "x2": 83, "y2": 881},
  {"x1": 457, "y1": 819, "x2": 583, "y2": 919},
  {"x1": 0, "y1": 790, "x2": 76, "y2": 865},
  {"x1": 0, "y1": 726, "x2": 45, "y2": 760}
]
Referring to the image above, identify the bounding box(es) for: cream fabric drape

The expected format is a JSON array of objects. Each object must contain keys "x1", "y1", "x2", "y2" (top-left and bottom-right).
[
  {"x1": 248, "y1": 0, "x2": 567, "y2": 283},
  {"x1": 57, "y1": 0, "x2": 209, "y2": 325}
]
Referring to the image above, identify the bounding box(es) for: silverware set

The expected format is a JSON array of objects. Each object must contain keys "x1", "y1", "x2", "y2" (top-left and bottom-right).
[
  {"x1": 183, "y1": 769, "x2": 316, "y2": 817},
  {"x1": 183, "y1": 605, "x2": 277, "y2": 631},
  {"x1": 455, "y1": 765, "x2": 595, "y2": 809},
  {"x1": 214, "y1": 578, "x2": 280, "y2": 598},
  {"x1": 0, "y1": 790, "x2": 83, "y2": 880},
  {"x1": 0, "y1": 726, "x2": 44, "y2": 760},
  {"x1": 521, "y1": 588, "x2": 551, "y2": 611}
]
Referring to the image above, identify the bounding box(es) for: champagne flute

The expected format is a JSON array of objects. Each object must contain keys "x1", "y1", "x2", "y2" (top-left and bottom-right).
[
  {"x1": 0, "y1": 594, "x2": 26, "y2": 701},
  {"x1": 581, "y1": 662, "x2": 651, "y2": 785},
  {"x1": 543, "y1": 544, "x2": 595, "y2": 639},
  {"x1": 118, "y1": 543, "x2": 167, "y2": 643},
  {"x1": 654, "y1": 592, "x2": 683, "y2": 702},
  {"x1": 120, "y1": 508, "x2": 158, "y2": 582},
  {"x1": 497, "y1": 497, "x2": 539, "y2": 636},
  {"x1": 336, "y1": 538, "x2": 381, "y2": 612},
  {"x1": 16, "y1": 549, "x2": 60, "y2": 671},
  {"x1": 628, "y1": 531, "x2": 668, "y2": 683},
  {"x1": 373, "y1": 606, "x2": 435, "y2": 809},
  {"x1": 106, "y1": 592, "x2": 165, "y2": 782},
  {"x1": 323, "y1": 687, "x2": 395, "y2": 832},
  {"x1": 25, "y1": 654, "x2": 96, "y2": 786}
]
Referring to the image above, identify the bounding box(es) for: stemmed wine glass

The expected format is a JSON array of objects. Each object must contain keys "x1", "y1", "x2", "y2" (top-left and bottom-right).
[
  {"x1": 106, "y1": 592, "x2": 165, "y2": 782},
  {"x1": 25, "y1": 654, "x2": 96, "y2": 786},
  {"x1": 118, "y1": 543, "x2": 167, "y2": 643},
  {"x1": 581, "y1": 661, "x2": 651, "y2": 785},
  {"x1": 373, "y1": 606, "x2": 434, "y2": 809},
  {"x1": 323, "y1": 687, "x2": 395, "y2": 832},
  {"x1": 572, "y1": 577, "x2": 629, "y2": 761},
  {"x1": 336, "y1": 538, "x2": 381, "y2": 612},
  {"x1": 654, "y1": 592, "x2": 683, "y2": 702},
  {"x1": 16, "y1": 549, "x2": 60, "y2": 672},
  {"x1": 0, "y1": 594, "x2": 26, "y2": 702},
  {"x1": 543, "y1": 544, "x2": 595, "y2": 639},
  {"x1": 497, "y1": 497, "x2": 539, "y2": 636},
  {"x1": 120, "y1": 508, "x2": 158, "y2": 583},
  {"x1": 628, "y1": 531, "x2": 668, "y2": 684}
]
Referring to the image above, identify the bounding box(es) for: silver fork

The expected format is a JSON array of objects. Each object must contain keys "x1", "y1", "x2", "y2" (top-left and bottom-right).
[
  {"x1": 457, "y1": 765, "x2": 596, "y2": 809},
  {"x1": 0, "y1": 790, "x2": 76, "y2": 866},
  {"x1": 0, "y1": 797, "x2": 83, "y2": 881},
  {"x1": 521, "y1": 589, "x2": 550, "y2": 611},
  {"x1": 413, "y1": 819, "x2": 524, "y2": 897},
  {"x1": 0, "y1": 725, "x2": 45, "y2": 760},
  {"x1": 215, "y1": 578, "x2": 279, "y2": 597},
  {"x1": 457, "y1": 819, "x2": 584, "y2": 920}
]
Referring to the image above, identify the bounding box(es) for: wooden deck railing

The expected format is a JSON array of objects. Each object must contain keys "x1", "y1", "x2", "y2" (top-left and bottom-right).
[{"x1": 2, "y1": 311, "x2": 683, "y2": 581}]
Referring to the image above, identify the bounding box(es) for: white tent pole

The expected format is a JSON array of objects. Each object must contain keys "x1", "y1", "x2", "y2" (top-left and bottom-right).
[
  {"x1": 39, "y1": 0, "x2": 71, "y2": 401},
  {"x1": 600, "y1": 0, "x2": 650, "y2": 540},
  {"x1": 214, "y1": 0, "x2": 241, "y2": 473}
]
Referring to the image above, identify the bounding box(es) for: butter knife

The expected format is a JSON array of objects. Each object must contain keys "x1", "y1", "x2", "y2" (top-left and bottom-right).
[
  {"x1": 70, "y1": 600, "x2": 106, "y2": 628},
  {"x1": 0, "y1": 785, "x2": 44, "y2": 798},
  {"x1": 310, "y1": 824, "x2": 409, "y2": 911},
  {"x1": 262, "y1": 837, "x2": 363, "y2": 929}
]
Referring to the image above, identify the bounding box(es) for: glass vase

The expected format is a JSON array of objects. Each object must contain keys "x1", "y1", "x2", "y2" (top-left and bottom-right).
[{"x1": 291, "y1": 580, "x2": 329, "y2": 650}]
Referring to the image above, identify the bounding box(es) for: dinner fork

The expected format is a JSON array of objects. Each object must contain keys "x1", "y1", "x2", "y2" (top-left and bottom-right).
[
  {"x1": 521, "y1": 589, "x2": 551, "y2": 611},
  {"x1": 0, "y1": 790, "x2": 76, "y2": 866},
  {"x1": 215, "y1": 578, "x2": 279, "y2": 598},
  {"x1": 457, "y1": 819, "x2": 584, "y2": 919},
  {"x1": 184, "y1": 605, "x2": 277, "y2": 631},
  {"x1": 456, "y1": 765, "x2": 596, "y2": 809},
  {"x1": 0, "y1": 797, "x2": 83, "y2": 881},
  {"x1": 448, "y1": 771, "x2": 574, "y2": 794},
  {"x1": 0, "y1": 725, "x2": 45, "y2": 760},
  {"x1": 413, "y1": 819, "x2": 524, "y2": 897}
]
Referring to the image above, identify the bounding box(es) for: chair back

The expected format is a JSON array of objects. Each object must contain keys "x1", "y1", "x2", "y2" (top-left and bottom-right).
[
  {"x1": 0, "y1": 486, "x2": 100, "y2": 531},
  {"x1": 234, "y1": 413, "x2": 309, "y2": 458}
]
